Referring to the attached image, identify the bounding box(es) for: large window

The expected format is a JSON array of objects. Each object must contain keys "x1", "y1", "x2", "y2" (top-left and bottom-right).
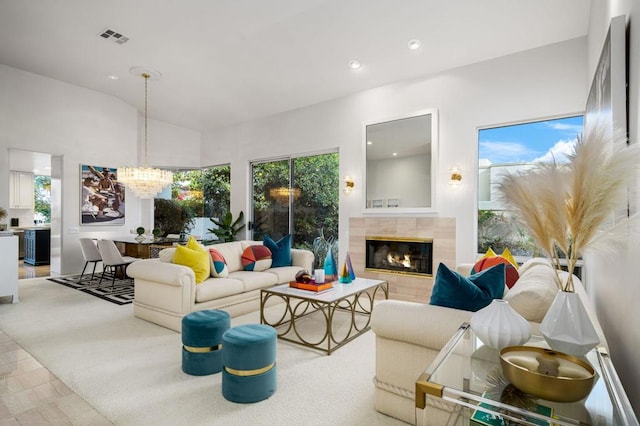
[
  {"x1": 154, "y1": 164, "x2": 230, "y2": 240},
  {"x1": 251, "y1": 152, "x2": 339, "y2": 252},
  {"x1": 478, "y1": 115, "x2": 583, "y2": 257}
]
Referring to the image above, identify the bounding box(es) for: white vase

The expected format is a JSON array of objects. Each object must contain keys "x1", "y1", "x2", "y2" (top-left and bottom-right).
[
  {"x1": 470, "y1": 299, "x2": 531, "y2": 350},
  {"x1": 539, "y1": 291, "x2": 600, "y2": 357}
]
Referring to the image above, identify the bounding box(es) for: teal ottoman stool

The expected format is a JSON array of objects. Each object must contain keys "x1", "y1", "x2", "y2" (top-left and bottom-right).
[
  {"x1": 182, "y1": 309, "x2": 230, "y2": 376},
  {"x1": 222, "y1": 324, "x2": 277, "y2": 403}
]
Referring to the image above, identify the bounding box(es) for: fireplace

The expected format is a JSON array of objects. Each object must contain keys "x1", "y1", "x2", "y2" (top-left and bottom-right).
[{"x1": 365, "y1": 236, "x2": 433, "y2": 277}]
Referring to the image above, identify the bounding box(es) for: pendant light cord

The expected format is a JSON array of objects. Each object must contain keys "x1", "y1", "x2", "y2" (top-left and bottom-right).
[{"x1": 143, "y1": 72, "x2": 150, "y2": 167}]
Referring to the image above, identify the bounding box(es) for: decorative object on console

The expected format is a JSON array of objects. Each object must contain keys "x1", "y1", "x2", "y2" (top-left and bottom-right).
[
  {"x1": 539, "y1": 291, "x2": 600, "y2": 357},
  {"x1": 498, "y1": 120, "x2": 639, "y2": 356},
  {"x1": 118, "y1": 68, "x2": 173, "y2": 199},
  {"x1": 470, "y1": 299, "x2": 531, "y2": 350},
  {"x1": 499, "y1": 346, "x2": 596, "y2": 403}
]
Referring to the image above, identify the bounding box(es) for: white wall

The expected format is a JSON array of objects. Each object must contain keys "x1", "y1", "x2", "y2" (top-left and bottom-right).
[
  {"x1": 0, "y1": 65, "x2": 202, "y2": 274},
  {"x1": 585, "y1": 0, "x2": 640, "y2": 412},
  {"x1": 202, "y1": 37, "x2": 587, "y2": 266}
]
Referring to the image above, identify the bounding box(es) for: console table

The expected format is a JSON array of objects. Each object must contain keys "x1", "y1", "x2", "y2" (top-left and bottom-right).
[{"x1": 415, "y1": 323, "x2": 638, "y2": 425}]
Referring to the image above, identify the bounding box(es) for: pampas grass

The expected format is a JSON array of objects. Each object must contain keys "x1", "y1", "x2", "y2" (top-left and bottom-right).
[{"x1": 498, "y1": 121, "x2": 639, "y2": 292}]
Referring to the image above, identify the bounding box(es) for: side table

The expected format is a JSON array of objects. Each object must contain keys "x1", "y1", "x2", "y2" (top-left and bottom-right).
[{"x1": 415, "y1": 323, "x2": 638, "y2": 425}]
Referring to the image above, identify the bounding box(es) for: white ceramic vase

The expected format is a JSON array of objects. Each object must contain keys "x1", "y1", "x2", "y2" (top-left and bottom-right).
[
  {"x1": 539, "y1": 291, "x2": 600, "y2": 357},
  {"x1": 470, "y1": 299, "x2": 531, "y2": 350}
]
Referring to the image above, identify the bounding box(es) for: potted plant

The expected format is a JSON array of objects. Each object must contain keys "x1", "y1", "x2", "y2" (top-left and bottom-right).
[
  {"x1": 497, "y1": 121, "x2": 639, "y2": 355},
  {"x1": 208, "y1": 211, "x2": 245, "y2": 242}
]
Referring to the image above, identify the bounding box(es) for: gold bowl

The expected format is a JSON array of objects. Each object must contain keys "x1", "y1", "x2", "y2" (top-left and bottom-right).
[{"x1": 499, "y1": 346, "x2": 595, "y2": 402}]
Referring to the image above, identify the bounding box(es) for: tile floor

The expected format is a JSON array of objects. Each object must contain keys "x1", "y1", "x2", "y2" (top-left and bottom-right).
[
  {"x1": 0, "y1": 321, "x2": 112, "y2": 425},
  {"x1": 17, "y1": 261, "x2": 52, "y2": 280}
]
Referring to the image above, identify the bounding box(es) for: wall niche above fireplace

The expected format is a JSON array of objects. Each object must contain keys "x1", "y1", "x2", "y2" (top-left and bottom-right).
[{"x1": 365, "y1": 236, "x2": 433, "y2": 277}]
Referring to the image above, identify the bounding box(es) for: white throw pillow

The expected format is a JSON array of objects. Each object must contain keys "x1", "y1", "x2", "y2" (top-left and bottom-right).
[
  {"x1": 158, "y1": 247, "x2": 177, "y2": 263},
  {"x1": 504, "y1": 262, "x2": 559, "y2": 323}
]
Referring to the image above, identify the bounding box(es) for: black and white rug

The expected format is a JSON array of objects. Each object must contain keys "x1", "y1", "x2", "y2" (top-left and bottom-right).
[{"x1": 47, "y1": 274, "x2": 134, "y2": 305}]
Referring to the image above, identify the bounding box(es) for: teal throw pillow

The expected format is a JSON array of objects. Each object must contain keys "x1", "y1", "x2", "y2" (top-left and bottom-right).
[
  {"x1": 263, "y1": 234, "x2": 292, "y2": 267},
  {"x1": 429, "y1": 263, "x2": 505, "y2": 312}
]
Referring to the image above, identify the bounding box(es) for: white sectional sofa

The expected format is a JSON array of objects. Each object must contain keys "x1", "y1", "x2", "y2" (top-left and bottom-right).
[
  {"x1": 370, "y1": 259, "x2": 607, "y2": 425},
  {"x1": 127, "y1": 240, "x2": 314, "y2": 332}
]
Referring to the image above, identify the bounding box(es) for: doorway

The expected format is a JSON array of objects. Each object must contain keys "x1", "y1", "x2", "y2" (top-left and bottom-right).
[{"x1": 8, "y1": 149, "x2": 61, "y2": 279}]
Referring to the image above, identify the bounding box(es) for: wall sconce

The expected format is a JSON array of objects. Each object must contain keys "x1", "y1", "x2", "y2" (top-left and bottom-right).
[
  {"x1": 449, "y1": 168, "x2": 462, "y2": 185},
  {"x1": 343, "y1": 176, "x2": 355, "y2": 194}
]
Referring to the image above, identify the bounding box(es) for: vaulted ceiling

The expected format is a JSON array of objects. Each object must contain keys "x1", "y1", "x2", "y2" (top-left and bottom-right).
[{"x1": 0, "y1": 0, "x2": 591, "y2": 133}]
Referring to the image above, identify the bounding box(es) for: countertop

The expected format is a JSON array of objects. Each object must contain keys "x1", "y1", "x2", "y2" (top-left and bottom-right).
[{"x1": 9, "y1": 226, "x2": 50, "y2": 231}]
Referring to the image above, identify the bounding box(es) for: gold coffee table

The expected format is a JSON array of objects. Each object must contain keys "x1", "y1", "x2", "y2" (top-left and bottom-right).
[
  {"x1": 415, "y1": 323, "x2": 638, "y2": 425},
  {"x1": 259, "y1": 278, "x2": 388, "y2": 355}
]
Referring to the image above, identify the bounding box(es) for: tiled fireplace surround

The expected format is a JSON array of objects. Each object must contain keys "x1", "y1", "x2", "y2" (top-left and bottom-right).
[{"x1": 349, "y1": 217, "x2": 456, "y2": 303}]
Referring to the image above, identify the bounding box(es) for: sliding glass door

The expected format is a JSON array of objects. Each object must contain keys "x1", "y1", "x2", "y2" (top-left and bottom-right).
[{"x1": 250, "y1": 152, "x2": 339, "y2": 249}]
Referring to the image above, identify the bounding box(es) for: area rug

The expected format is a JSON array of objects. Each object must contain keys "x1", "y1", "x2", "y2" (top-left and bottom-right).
[
  {"x1": 0, "y1": 278, "x2": 404, "y2": 426},
  {"x1": 47, "y1": 274, "x2": 134, "y2": 305}
]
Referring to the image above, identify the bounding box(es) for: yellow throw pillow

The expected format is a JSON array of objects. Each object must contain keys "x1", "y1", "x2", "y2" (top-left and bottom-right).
[
  {"x1": 186, "y1": 236, "x2": 206, "y2": 253},
  {"x1": 478, "y1": 247, "x2": 518, "y2": 269},
  {"x1": 173, "y1": 244, "x2": 210, "y2": 284},
  {"x1": 500, "y1": 247, "x2": 519, "y2": 270},
  {"x1": 477, "y1": 247, "x2": 497, "y2": 261}
]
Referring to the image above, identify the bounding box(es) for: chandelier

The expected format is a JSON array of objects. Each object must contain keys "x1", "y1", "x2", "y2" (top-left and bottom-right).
[{"x1": 118, "y1": 68, "x2": 173, "y2": 198}]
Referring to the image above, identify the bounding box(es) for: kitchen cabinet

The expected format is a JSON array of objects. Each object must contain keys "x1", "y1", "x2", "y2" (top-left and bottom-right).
[
  {"x1": 9, "y1": 171, "x2": 35, "y2": 209},
  {"x1": 0, "y1": 235, "x2": 19, "y2": 303},
  {"x1": 24, "y1": 228, "x2": 50, "y2": 266}
]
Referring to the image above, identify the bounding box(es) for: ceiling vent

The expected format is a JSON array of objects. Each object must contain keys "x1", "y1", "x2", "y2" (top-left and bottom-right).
[{"x1": 98, "y1": 28, "x2": 129, "y2": 45}]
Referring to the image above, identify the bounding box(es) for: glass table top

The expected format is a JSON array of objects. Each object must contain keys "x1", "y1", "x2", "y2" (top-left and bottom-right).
[{"x1": 415, "y1": 323, "x2": 638, "y2": 426}]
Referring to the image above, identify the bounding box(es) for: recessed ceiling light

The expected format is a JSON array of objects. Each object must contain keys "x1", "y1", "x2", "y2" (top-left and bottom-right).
[
  {"x1": 367, "y1": 141, "x2": 372, "y2": 145},
  {"x1": 348, "y1": 60, "x2": 361, "y2": 70},
  {"x1": 107, "y1": 74, "x2": 119, "y2": 80},
  {"x1": 408, "y1": 39, "x2": 422, "y2": 50},
  {"x1": 392, "y1": 152, "x2": 398, "y2": 156}
]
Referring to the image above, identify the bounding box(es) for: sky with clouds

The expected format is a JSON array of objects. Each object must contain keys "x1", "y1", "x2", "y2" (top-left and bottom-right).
[{"x1": 478, "y1": 115, "x2": 584, "y2": 164}]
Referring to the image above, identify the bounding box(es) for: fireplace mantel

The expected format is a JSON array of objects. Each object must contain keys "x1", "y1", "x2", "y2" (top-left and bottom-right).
[{"x1": 349, "y1": 217, "x2": 455, "y2": 303}]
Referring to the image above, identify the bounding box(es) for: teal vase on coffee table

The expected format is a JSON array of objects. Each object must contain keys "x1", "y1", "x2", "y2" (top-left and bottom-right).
[{"x1": 323, "y1": 251, "x2": 337, "y2": 282}]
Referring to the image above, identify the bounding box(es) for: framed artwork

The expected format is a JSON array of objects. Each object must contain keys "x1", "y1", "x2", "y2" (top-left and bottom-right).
[
  {"x1": 585, "y1": 15, "x2": 627, "y2": 137},
  {"x1": 585, "y1": 14, "x2": 630, "y2": 217},
  {"x1": 80, "y1": 164, "x2": 125, "y2": 225}
]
